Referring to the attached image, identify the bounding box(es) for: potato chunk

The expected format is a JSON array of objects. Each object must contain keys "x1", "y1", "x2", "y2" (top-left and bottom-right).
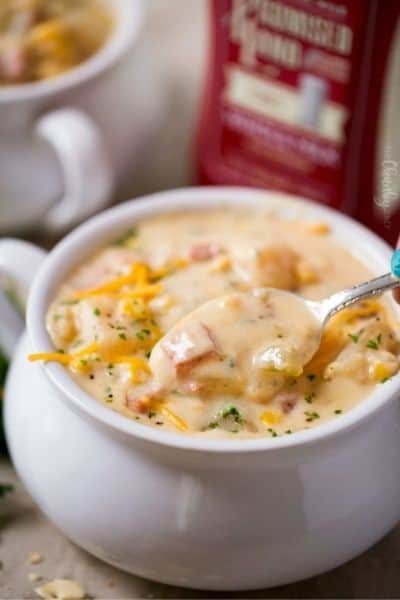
[
  {"x1": 325, "y1": 322, "x2": 399, "y2": 383},
  {"x1": 234, "y1": 244, "x2": 300, "y2": 290}
]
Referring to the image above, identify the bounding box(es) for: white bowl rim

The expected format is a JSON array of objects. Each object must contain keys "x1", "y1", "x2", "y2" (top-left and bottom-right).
[
  {"x1": 27, "y1": 186, "x2": 400, "y2": 454},
  {"x1": 0, "y1": 0, "x2": 143, "y2": 103}
]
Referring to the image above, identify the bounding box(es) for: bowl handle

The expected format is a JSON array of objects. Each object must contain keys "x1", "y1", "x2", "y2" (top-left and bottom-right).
[
  {"x1": 35, "y1": 108, "x2": 115, "y2": 233},
  {"x1": 0, "y1": 239, "x2": 46, "y2": 358}
]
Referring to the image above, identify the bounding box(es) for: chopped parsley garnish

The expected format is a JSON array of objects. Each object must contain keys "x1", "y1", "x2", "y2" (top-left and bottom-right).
[
  {"x1": 366, "y1": 334, "x2": 382, "y2": 350},
  {"x1": 267, "y1": 428, "x2": 278, "y2": 437},
  {"x1": 307, "y1": 374, "x2": 316, "y2": 381},
  {"x1": 219, "y1": 404, "x2": 244, "y2": 423},
  {"x1": 93, "y1": 308, "x2": 101, "y2": 316},
  {"x1": 207, "y1": 404, "x2": 244, "y2": 430},
  {"x1": 145, "y1": 350, "x2": 152, "y2": 359},
  {"x1": 285, "y1": 429, "x2": 292, "y2": 435},
  {"x1": 148, "y1": 411, "x2": 156, "y2": 419},
  {"x1": 136, "y1": 329, "x2": 151, "y2": 341},
  {"x1": 118, "y1": 332, "x2": 127, "y2": 341},
  {"x1": 111, "y1": 227, "x2": 138, "y2": 247},
  {"x1": 305, "y1": 392, "x2": 315, "y2": 404},
  {"x1": 348, "y1": 333, "x2": 359, "y2": 343},
  {"x1": 305, "y1": 411, "x2": 320, "y2": 422},
  {"x1": 334, "y1": 409, "x2": 343, "y2": 415},
  {"x1": 53, "y1": 314, "x2": 63, "y2": 322},
  {"x1": 62, "y1": 299, "x2": 80, "y2": 306}
]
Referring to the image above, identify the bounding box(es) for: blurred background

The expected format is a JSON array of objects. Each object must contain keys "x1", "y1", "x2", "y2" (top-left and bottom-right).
[{"x1": 0, "y1": 0, "x2": 207, "y2": 245}]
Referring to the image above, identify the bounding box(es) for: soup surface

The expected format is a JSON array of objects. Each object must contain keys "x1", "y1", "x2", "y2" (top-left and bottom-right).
[
  {"x1": 32, "y1": 209, "x2": 400, "y2": 438},
  {"x1": 0, "y1": 0, "x2": 113, "y2": 85}
]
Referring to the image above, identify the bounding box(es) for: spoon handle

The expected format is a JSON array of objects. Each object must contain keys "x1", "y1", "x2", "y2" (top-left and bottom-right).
[{"x1": 321, "y1": 271, "x2": 400, "y2": 322}]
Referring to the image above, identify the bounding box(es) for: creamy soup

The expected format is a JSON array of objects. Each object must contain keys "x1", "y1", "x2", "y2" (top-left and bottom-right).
[
  {"x1": 0, "y1": 0, "x2": 113, "y2": 84},
  {"x1": 150, "y1": 289, "x2": 321, "y2": 401},
  {"x1": 31, "y1": 210, "x2": 400, "y2": 438}
]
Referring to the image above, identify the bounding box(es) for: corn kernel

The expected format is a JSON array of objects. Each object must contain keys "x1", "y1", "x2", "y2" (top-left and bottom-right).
[
  {"x1": 261, "y1": 409, "x2": 283, "y2": 426},
  {"x1": 295, "y1": 260, "x2": 318, "y2": 285},
  {"x1": 209, "y1": 255, "x2": 232, "y2": 273},
  {"x1": 307, "y1": 222, "x2": 331, "y2": 235},
  {"x1": 373, "y1": 363, "x2": 389, "y2": 382}
]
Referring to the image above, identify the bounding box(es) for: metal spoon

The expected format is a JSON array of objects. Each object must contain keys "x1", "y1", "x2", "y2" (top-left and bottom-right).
[{"x1": 307, "y1": 249, "x2": 400, "y2": 328}]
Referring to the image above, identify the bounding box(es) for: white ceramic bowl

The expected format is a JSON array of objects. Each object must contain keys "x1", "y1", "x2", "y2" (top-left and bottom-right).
[{"x1": 3, "y1": 187, "x2": 400, "y2": 591}]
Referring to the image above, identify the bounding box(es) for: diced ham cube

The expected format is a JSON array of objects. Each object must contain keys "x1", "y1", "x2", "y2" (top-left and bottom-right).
[
  {"x1": 0, "y1": 41, "x2": 27, "y2": 82},
  {"x1": 187, "y1": 380, "x2": 205, "y2": 393},
  {"x1": 161, "y1": 321, "x2": 218, "y2": 376},
  {"x1": 126, "y1": 393, "x2": 152, "y2": 413},
  {"x1": 189, "y1": 243, "x2": 221, "y2": 262},
  {"x1": 126, "y1": 385, "x2": 161, "y2": 413},
  {"x1": 275, "y1": 393, "x2": 299, "y2": 414}
]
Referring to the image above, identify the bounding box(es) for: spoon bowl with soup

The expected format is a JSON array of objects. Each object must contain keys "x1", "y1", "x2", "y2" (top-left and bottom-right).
[{"x1": 150, "y1": 259, "x2": 400, "y2": 427}]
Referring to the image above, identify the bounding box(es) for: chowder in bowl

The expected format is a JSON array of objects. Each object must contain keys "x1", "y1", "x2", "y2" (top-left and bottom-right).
[
  {"x1": 30, "y1": 209, "x2": 400, "y2": 437},
  {"x1": 3, "y1": 188, "x2": 400, "y2": 590}
]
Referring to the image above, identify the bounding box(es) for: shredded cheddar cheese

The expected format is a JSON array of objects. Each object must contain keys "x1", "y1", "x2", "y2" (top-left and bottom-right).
[
  {"x1": 29, "y1": 258, "x2": 183, "y2": 381},
  {"x1": 118, "y1": 284, "x2": 162, "y2": 300},
  {"x1": 156, "y1": 403, "x2": 188, "y2": 432},
  {"x1": 28, "y1": 351, "x2": 71, "y2": 365},
  {"x1": 29, "y1": 342, "x2": 99, "y2": 366},
  {"x1": 331, "y1": 300, "x2": 384, "y2": 326},
  {"x1": 112, "y1": 356, "x2": 151, "y2": 383},
  {"x1": 73, "y1": 259, "x2": 186, "y2": 301},
  {"x1": 120, "y1": 297, "x2": 150, "y2": 319},
  {"x1": 73, "y1": 264, "x2": 145, "y2": 299}
]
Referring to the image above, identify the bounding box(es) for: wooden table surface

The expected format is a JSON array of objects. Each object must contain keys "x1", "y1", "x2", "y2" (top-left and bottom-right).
[{"x1": 2, "y1": 1, "x2": 400, "y2": 598}]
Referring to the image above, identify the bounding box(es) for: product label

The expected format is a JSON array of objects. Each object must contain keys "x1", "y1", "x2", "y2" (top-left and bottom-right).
[{"x1": 200, "y1": 0, "x2": 372, "y2": 210}]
